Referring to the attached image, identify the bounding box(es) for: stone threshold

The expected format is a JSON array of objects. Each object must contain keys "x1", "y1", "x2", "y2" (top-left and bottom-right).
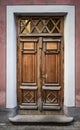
[{"x1": 9, "y1": 115, "x2": 73, "y2": 124}]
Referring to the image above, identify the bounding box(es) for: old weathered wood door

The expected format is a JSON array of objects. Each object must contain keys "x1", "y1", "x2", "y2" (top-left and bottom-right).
[{"x1": 17, "y1": 16, "x2": 64, "y2": 112}]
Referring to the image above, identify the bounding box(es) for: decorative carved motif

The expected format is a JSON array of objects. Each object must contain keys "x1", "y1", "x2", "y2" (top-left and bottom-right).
[
  {"x1": 43, "y1": 91, "x2": 59, "y2": 104},
  {"x1": 47, "y1": 92, "x2": 57, "y2": 103},
  {"x1": 23, "y1": 90, "x2": 35, "y2": 103}
]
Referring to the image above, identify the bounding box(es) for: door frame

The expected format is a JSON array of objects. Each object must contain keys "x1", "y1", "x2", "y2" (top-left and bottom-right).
[{"x1": 6, "y1": 5, "x2": 75, "y2": 108}]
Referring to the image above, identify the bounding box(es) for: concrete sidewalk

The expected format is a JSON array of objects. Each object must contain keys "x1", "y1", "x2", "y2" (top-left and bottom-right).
[{"x1": 0, "y1": 121, "x2": 80, "y2": 130}]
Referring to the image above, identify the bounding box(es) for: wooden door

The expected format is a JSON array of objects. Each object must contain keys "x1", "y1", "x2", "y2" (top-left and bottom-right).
[
  {"x1": 17, "y1": 38, "x2": 39, "y2": 109},
  {"x1": 17, "y1": 16, "x2": 64, "y2": 111},
  {"x1": 17, "y1": 37, "x2": 63, "y2": 111},
  {"x1": 42, "y1": 38, "x2": 62, "y2": 110}
]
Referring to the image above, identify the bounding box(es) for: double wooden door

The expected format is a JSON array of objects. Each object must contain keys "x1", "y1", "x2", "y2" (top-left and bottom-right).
[{"x1": 17, "y1": 36, "x2": 63, "y2": 111}]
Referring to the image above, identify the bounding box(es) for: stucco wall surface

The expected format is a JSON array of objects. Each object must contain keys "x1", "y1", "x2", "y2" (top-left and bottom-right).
[{"x1": 0, "y1": 0, "x2": 80, "y2": 107}]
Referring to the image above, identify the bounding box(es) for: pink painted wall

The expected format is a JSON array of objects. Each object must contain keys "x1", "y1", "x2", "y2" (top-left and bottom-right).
[{"x1": 0, "y1": 0, "x2": 80, "y2": 107}]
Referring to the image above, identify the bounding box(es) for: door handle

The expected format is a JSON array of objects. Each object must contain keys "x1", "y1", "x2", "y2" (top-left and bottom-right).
[{"x1": 42, "y1": 73, "x2": 47, "y2": 79}]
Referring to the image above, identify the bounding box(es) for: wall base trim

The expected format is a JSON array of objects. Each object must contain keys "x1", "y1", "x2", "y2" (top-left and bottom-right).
[
  {"x1": 0, "y1": 107, "x2": 18, "y2": 122},
  {"x1": 0, "y1": 106, "x2": 80, "y2": 122},
  {"x1": 64, "y1": 106, "x2": 80, "y2": 120}
]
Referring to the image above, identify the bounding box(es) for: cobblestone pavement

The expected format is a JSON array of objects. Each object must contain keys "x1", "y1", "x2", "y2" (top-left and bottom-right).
[{"x1": 0, "y1": 121, "x2": 80, "y2": 130}]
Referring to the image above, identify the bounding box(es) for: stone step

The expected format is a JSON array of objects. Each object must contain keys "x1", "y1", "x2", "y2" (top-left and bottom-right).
[{"x1": 9, "y1": 115, "x2": 73, "y2": 124}]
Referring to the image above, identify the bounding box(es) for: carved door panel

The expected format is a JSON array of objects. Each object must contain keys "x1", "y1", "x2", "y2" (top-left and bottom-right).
[
  {"x1": 17, "y1": 38, "x2": 39, "y2": 109},
  {"x1": 17, "y1": 37, "x2": 63, "y2": 110},
  {"x1": 42, "y1": 38, "x2": 62, "y2": 110}
]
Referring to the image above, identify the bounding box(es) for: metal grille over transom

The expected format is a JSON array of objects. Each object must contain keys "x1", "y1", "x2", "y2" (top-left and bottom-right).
[{"x1": 19, "y1": 17, "x2": 63, "y2": 35}]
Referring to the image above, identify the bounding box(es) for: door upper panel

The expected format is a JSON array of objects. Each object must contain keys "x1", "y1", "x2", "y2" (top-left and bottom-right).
[
  {"x1": 42, "y1": 39, "x2": 61, "y2": 86},
  {"x1": 21, "y1": 40, "x2": 37, "y2": 85}
]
